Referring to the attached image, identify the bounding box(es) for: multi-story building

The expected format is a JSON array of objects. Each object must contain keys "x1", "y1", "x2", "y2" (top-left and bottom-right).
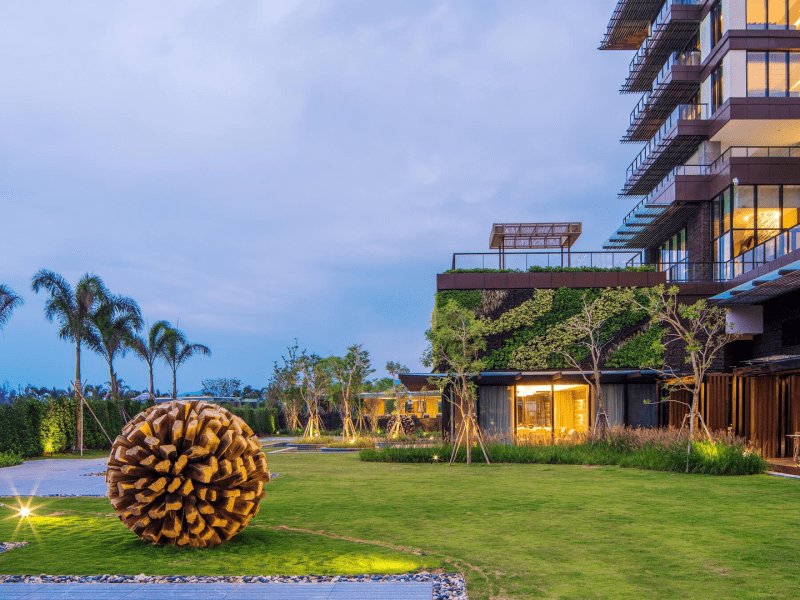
[
  {"x1": 403, "y1": 1, "x2": 800, "y2": 464},
  {"x1": 600, "y1": 0, "x2": 800, "y2": 460}
]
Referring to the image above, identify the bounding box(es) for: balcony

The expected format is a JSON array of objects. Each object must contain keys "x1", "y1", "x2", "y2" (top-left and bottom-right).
[
  {"x1": 622, "y1": 0, "x2": 703, "y2": 94},
  {"x1": 601, "y1": 0, "x2": 668, "y2": 50},
  {"x1": 624, "y1": 50, "x2": 701, "y2": 141},
  {"x1": 622, "y1": 103, "x2": 709, "y2": 196},
  {"x1": 449, "y1": 251, "x2": 643, "y2": 271}
]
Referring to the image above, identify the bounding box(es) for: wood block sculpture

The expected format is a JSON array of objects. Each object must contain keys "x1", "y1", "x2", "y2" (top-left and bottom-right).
[
  {"x1": 386, "y1": 414, "x2": 415, "y2": 436},
  {"x1": 106, "y1": 400, "x2": 269, "y2": 547}
]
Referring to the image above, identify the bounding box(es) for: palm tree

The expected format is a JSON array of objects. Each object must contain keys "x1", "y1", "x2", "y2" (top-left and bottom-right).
[
  {"x1": 127, "y1": 320, "x2": 171, "y2": 398},
  {"x1": 0, "y1": 284, "x2": 24, "y2": 330},
  {"x1": 158, "y1": 324, "x2": 211, "y2": 399},
  {"x1": 31, "y1": 270, "x2": 112, "y2": 454},
  {"x1": 86, "y1": 295, "x2": 143, "y2": 399}
]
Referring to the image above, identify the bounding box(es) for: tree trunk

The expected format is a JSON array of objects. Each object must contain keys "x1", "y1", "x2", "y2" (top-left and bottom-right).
[
  {"x1": 172, "y1": 369, "x2": 178, "y2": 399},
  {"x1": 148, "y1": 363, "x2": 154, "y2": 397},
  {"x1": 110, "y1": 366, "x2": 117, "y2": 399},
  {"x1": 686, "y1": 388, "x2": 700, "y2": 473},
  {"x1": 75, "y1": 342, "x2": 83, "y2": 456}
]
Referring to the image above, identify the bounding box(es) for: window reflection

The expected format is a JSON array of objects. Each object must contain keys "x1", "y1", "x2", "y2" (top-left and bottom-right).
[{"x1": 515, "y1": 384, "x2": 588, "y2": 442}]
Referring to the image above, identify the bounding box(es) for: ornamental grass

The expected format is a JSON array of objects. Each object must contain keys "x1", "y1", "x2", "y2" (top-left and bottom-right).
[{"x1": 360, "y1": 427, "x2": 767, "y2": 476}]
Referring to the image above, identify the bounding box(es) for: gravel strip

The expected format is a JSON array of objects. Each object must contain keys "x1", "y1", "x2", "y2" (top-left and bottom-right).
[
  {"x1": 0, "y1": 542, "x2": 29, "y2": 554},
  {"x1": 0, "y1": 572, "x2": 466, "y2": 597}
]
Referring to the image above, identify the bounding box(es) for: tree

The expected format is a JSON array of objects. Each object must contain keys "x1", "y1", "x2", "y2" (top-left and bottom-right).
[
  {"x1": 31, "y1": 270, "x2": 112, "y2": 454},
  {"x1": 299, "y1": 352, "x2": 329, "y2": 439},
  {"x1": 128, "y1": 320, "x2": 171, "y2": 398},
  {"x1": 385, "y1": 361, "x2": 410, "y2": 437},
  {"x1": 270, "y1": 341, "x2": 304, "y2": 432},
  {"x1": 551, "y1": 287, "x2": 638, "y2": 438},
  {"x1": 329, "y1": 344, "x2": 374, "y2": 440},
  {"x1": 0, "y1": 284, "x2": 24, "y2": 330},
  {"x1": 423, "y1": 299, "x2": 491, "y2": 466},
  {"x1": 637, "y1": 285, "x2": 739, "y2": 471},
  {"x1": 158, "y1": 324, "x2": 211, "y2": 398},
  {"x1": 87, "y1": 294, "x2": 143, "y2": 399},
  {"x1": 201, "y1": 377, "x2": 242, "y2": 398}
]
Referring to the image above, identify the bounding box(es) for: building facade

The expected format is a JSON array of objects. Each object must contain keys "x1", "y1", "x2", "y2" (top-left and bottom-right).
[{"x1": 599, "y1": 0, "x2": 800, "y2": 459}]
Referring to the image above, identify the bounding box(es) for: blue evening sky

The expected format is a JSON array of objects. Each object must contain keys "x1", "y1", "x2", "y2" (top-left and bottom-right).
[{"x1": 0, "y1": 0, "x2": 637, "y2": 394}]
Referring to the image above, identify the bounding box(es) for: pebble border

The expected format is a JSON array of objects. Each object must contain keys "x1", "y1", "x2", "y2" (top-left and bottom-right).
[
  {"x1": 0, "y1": 542, "x2": 29, "y2": 554},
  {"x1": 0, "y1": 573, "x2": 466, "y2": 599}
]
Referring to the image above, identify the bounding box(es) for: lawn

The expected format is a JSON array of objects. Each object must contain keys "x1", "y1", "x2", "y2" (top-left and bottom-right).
[{"x1": 1, "y1": 453, "x2": 799, "y2": 599}]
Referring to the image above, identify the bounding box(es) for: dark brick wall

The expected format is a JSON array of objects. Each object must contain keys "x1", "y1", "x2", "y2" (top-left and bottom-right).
[
  {"x1": 752, "y1": 288, "x2": 800, "y2": 358},
  {"x1": 686, "y1": 203, "x2": 711, "y2": 265}
]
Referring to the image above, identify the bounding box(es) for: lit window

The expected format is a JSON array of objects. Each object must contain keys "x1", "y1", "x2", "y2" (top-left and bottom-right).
[{"x1": 748, "y1": 52, "x2": 768, "y2": 96}]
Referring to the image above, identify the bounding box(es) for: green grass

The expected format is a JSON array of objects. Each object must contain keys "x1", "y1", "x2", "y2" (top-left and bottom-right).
[
  {"x1": 24, "y1": 449, "x2": 111, "y2": 461},
  {"x1": 3, "y1": 454, "x2": 800, "y2": 599}
]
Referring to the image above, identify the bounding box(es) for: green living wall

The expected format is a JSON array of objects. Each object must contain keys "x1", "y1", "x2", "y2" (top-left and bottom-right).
[
  {"x1": 0, "y1": 397, "x2": 279, "y2": 457},
  {"x1": 434, "y1": 287, "x2": 664, "y2": 371}
]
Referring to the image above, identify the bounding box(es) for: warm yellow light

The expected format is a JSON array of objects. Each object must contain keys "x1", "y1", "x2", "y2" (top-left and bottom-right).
[
  {"x1": 516, "y1": 384, "x2": 584, "y2": 395},
  {"x1": 432, "y1": 454, "x2": 440, "y2": 462},
  {"x1": 349, "y1": 438, "x2": 355, "y2": 444},
  {"x1": 18, "y1": 507, "x2": 31, "y2": 518}
]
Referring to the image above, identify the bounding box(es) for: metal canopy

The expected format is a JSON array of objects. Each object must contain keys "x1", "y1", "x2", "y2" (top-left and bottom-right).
[
  {"x1": 711, "y1": 260, "x2": 800, "y2": 305},
  {"x1": 489, "y1": 223, "x2": 582, "y2": 251}
]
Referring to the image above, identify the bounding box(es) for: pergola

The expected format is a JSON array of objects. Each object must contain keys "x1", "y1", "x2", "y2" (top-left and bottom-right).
[{"x1": 489, "y1": 222, "x2": 582, "y2": 268}]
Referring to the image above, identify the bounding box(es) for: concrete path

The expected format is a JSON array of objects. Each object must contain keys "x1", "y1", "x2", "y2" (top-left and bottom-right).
[
  {"x1": 0, "y1": 459, "x2": 108, "y2": 497},
  {"x1": 0, "y1": 582, "x2": 432, "y2": 599}
]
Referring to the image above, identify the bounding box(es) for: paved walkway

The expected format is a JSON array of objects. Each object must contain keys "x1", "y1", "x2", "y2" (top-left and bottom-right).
[
  {"x1": 0, "y1": 459, "x2": 108, "y2": 497},
  {"x1": 0, "y1": 582, "x2": 432, "y2": 599}
]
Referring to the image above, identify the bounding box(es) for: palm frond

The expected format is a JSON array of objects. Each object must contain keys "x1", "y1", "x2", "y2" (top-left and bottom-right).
[{"x1": 0, "y1": 284, "x2": 25, "y2": 329}]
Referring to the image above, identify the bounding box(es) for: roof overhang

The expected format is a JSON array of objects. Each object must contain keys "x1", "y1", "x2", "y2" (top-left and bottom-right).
[{"x1": 710, "y1": 260, "x2": 800, "y2": 305}]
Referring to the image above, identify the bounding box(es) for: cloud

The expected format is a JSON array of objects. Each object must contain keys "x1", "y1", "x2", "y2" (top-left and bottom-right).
[{"x1": 0, "y1": 0, "x2": 637, "y2": 388}]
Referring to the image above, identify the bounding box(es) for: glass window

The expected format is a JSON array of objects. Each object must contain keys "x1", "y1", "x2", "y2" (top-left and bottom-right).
[
  {"x1": 712, "y1": 3, "x2": 724, "y2": 47},
  {"x1": 748, "y1": 52, "x2": 768, "y2": 97},
  {"x1": 733, "y1": 230, "x2": 757, "y2": 257},
  {"x1": 770, "y1": 0, "x2": 788, "y2": 27},
  {"x1": 722, "y1": 188, "x2": 731, "y2": 232},
  {"x1": 790, "y1": 0, "x2": 800, "y2": 29},
  {"x1": 748, "y1": 0, "x2": 767, "y2": 28},
  {"x1": 770, "y1": 52, "x2": 788, "y2": 96},
  {"x1": 678, "y1": 228, "x2": 686, "y2": 262},
  {"x1": 716, "y1": 235, "x2": 731, "y2": 263},
  {"x1": 784, "y1": 185, "x2": 800, "y2": 228},
  {"x1": 790, "y1": 53, "x2": 800, "y2": 96},
  {"x1": 712, "y1": 199, "x2": 721, "y2": 239},
  {"x1": 758, "y1": 229, "x2": 781, "y2": 245},
  {"x1": 711, "y1": 65, "x2": 724, "y2": 112},
  {"x1": 758, "y1": 185, "x2": 781, "y2": 230},
  {"x1": 749, "y1": 0, "x2": 769, "y2": 27},
  {"x1": 733, "y1": 185, "x2": 755, "y2": 229}
]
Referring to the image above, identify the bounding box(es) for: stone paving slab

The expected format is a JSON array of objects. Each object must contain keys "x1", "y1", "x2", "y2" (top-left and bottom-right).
[
  {"x1": 0, "y1": 459, "x2": 108, "y2": 497},
  {"x1": 0, "y1": 582, "x2": 433, "y2": 600}
]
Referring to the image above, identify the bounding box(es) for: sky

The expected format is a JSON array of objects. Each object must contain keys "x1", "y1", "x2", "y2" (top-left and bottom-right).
[{"x1": 0, "y1": 0, "x2": 638, "y2": 395}]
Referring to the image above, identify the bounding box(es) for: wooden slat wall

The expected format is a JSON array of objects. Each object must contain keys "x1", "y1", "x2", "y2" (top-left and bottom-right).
[
  {"x1": 791, "y1": 376, "x2": 800, "y2": 436},
  {"x1": 702, "y1": 374, "x2": 732, "y2": 432},
  {"x1": 749, "y1": 375, "x2": 780, "y2": 458},
  {"x1": 668, "y1": 390, "x2": 691, "y2": 428}
]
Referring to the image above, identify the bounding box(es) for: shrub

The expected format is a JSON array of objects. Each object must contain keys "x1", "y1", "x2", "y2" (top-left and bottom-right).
[
  {"x1": 0, "y1": 450, "x2": 23, "y2": 468},
  {"x1": 359, "y1": 435, "x2": 767, "y2": 476}
]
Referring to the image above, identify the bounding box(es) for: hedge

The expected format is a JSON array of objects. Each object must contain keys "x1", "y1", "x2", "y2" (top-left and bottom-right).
[
  {"x1": 226, "y1": 406, "x2": 280, "y2": 435},
  {"x1": 0, "y1": 397, "x2": 280, "y2": 457}
]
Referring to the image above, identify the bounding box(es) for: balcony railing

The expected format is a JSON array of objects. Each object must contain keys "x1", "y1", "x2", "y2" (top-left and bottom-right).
[
  {"x1": 706, "y1": 145, "x2": 800, "y2": 173},
  {"x1": 626, "y1": 103, "x2": 708, "y2": 180},
  {"x1": 450, "y1": 251, "x2": 643, "y2": 271},
  {"x1": 628, "y1": 51, "x2": 701, "y2": 127},
  {"x1": 625, "y1": 0, "x2": 703, "y2": 91}
]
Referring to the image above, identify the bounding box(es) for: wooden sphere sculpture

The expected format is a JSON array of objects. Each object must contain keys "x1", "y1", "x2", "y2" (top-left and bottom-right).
[
  {"x1": 387, "y1": 414, "x2": 416, "y2": 435},
  {"x1": 106, "y1": 400, "x2": 269, "y2": 547}
]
